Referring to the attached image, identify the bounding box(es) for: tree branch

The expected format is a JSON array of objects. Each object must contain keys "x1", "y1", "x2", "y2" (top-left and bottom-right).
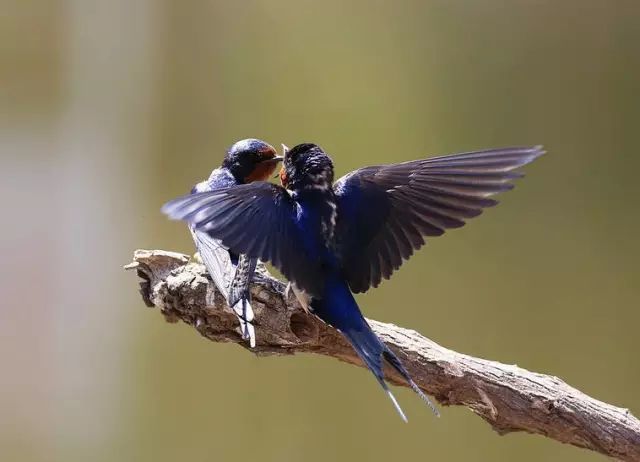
[{"x1": 125, "y1": 249, "x2": 640, "y2": 461}]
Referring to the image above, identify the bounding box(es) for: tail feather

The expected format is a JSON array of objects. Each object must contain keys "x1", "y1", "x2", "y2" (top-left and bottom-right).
[
  {"x1": 341, "y1": 325, "x2": 439, "y2": 421},
  {"x1": 343, "y1": 329, "x2": 409, "y2": 422},
  {"x1": 384, "y1": 386, "x2": 408, "y2": 423},
  {"x1": 228, "y1": 255, "x2": 258, "y2": 308},
  {"x1": 382, "y1": 350, "x2": 440, "y2": 417},
  {"x1": 313, "y1": 278, "x2": 439, "y2": 421},
  {"x1": 228, "y1": 255, "x2": 258, "y2": 348},
  {"x1": 236, "y1": 299, "x2": 256, "y2": 348}
]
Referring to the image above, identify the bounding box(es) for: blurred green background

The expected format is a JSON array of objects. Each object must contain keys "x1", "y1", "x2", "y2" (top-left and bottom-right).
[{"x1": 1, "y1": 1, "x2": 639, "y2": 461}]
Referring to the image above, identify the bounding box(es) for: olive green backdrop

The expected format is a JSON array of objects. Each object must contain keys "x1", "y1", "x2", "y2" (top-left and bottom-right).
[{"x1": 1, "y1": 1, "x2": 638, "y2": 461}]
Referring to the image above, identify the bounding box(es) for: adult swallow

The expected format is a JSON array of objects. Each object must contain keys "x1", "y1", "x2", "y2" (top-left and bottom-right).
[
  {"x1": 176, "y1": 138, "x2": 282, "y2": 348},
  {"x1": 163, "y1": 143, "x2": 544, "y2": 420}
]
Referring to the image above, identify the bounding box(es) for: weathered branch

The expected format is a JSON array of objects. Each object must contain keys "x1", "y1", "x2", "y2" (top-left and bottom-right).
[{"x1": 126, "y1": 249, "x2": 640, "y2": 461}]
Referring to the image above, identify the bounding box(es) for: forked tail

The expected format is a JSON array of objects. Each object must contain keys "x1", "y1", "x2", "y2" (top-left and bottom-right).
[
  {"x1": 341, "y1": 325, "x2": 440, "y2": 422},
  {"x1": 313, "y1": 280, "x2": 439, "y2": 421}
]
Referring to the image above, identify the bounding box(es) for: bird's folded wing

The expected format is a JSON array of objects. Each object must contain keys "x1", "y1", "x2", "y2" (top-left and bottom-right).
[
  {"x1": 191, "y1": 228, "x2": 233, "y2": 299},
  {"x1": 191, "y1": 228, "x2": 257, "y2": 347},
  {"x1": 163, "y1": 182, "x2": 324, "y2": 297},
  {"x1": 333, "y1": 146, "x2": 545, "y2": 293}
]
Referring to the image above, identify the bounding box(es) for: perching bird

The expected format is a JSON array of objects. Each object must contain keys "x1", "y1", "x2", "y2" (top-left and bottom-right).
[
  {"x1": 163, "y1": 143, "x2": 545, "y2": 420},
  {"x1": 181, "y1": 138, "x2": 282, "y2": 348}
]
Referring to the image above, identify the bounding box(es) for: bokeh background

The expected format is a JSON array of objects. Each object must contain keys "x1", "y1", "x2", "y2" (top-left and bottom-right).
[{"x1": 2, "y1": 1, "x2": 639, "y2": 461}]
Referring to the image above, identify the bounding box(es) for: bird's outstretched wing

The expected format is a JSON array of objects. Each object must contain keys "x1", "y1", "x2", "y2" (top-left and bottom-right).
[
  {"x1": 334, "y1": 146, "x2": 545, "y2": 293},
  {"x1": 163, "y1": 182, "x2": 324, "y2": 297}
]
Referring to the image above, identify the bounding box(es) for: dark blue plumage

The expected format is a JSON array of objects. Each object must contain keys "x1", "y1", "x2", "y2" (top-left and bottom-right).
[
  {"x1": 178, "y1": 139, "x2": 282, "y2": 348},
  {"x1": 163, "y1": 142, "x2": 545, "y2": 420}
]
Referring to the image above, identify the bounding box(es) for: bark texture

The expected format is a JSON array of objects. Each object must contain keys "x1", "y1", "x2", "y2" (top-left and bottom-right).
[{"x1": 126, "y1": 249, "x2": 640, "y2": 461}]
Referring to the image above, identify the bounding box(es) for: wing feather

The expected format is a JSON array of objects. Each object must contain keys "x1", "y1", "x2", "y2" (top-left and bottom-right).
[
  {"x1": 335, "y1": 146, "x2": 545, "y2": 292},
  {"x1": 163, "y1": 182, "x2": 324, "y2": 296}
]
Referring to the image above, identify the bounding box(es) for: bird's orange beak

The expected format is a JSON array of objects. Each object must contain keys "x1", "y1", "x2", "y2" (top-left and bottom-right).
[{"x1": 277, "y1": 144, "x2": 290, "y2": 186}]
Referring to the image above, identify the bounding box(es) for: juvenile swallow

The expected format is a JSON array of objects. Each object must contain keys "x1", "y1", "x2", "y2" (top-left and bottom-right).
[
  {"x1": 178, "y1": 138, "x2": 282, "y2": 348},
  {"x1": 163, "y1": 143, "x2": 544, "y2": 420}
]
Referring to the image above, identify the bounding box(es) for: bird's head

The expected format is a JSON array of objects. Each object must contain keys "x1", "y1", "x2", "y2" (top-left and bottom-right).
[
  {"x1": 222, "y1": 139, "x2": 283, "y2": 183},
  {"x1": 279, "y1": 143, "x2": 334, "y2": 191}
]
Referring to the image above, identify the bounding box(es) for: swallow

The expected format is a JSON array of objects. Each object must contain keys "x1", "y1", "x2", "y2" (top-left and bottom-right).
[
  {"x1": 163, "y1": 143, "x2": 545, "y2": 420},
  {"x1": 177, "y1": 138, "x2": 283, "y2": 348}
]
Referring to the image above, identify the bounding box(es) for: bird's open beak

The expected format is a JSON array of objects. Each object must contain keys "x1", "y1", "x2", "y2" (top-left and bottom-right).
[
  {"x1": 262, "y1": 155, "x2": 284, "y2": 164},
  {"x1": 273, "y1": 144, "x2": 290, "y2": 178},
  {"x1": 266, "y1": 144, "x2": 288, "y2": 163}
]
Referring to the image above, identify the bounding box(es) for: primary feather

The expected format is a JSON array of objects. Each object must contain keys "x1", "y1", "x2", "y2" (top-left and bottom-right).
[{"x1": 334, "y1": 146, "x2": 545, "y2": 292}]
